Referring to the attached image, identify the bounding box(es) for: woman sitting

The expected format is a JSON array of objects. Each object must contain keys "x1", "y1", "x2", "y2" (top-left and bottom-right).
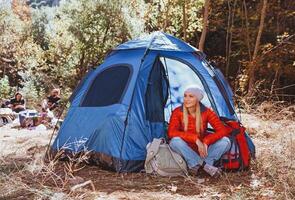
[
  {"x1": 9, "y1": 92, "x2": 26, "y2": 113},
  {"x1": 168, "y1": 86, "x2": 231, "y2": 177},
  {"x1": 42, "y1": 88, "x2": 61, "y2": 112}
]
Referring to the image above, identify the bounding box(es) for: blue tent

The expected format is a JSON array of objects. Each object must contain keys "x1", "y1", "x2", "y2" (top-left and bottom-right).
[{"x1": 51, "y1": 32, "x2": 254, "y2": 172}]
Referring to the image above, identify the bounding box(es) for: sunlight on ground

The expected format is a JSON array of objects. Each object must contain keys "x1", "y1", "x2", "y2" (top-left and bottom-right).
[{"x1": 0, "y1": 113, "x2": 294, "y2": 199}]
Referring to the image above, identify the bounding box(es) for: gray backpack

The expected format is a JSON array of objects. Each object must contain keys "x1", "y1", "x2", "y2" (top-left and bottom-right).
[{"x1": 144, "y1": 138, "x2": 188, "y2": 177}]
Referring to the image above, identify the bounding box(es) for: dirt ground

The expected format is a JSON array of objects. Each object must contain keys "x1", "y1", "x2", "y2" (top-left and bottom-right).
[{"x1": 0, "y1": 113, "x2": 294, "y2": 200}]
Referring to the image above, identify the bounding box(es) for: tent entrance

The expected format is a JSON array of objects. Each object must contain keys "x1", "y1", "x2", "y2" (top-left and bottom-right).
[
  {"x1": 144, "y1": 56, "x2": 214, "y2": 132},
  {"x1": 145, "y1": 57, "x2": 169, "y2": 123},
  {"x1": 159, "y1": 57, "x2": 213, "y2": 122}
]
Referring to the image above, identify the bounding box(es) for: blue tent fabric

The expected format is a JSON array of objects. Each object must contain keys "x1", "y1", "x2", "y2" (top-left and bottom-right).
[
  {"x1": 213, "y1": 68, "x2": 235, "y2": 108},
  {"x1": 116, "y1": 31, "x2": 198, "y2": 52},
  {"x1": 81, "y1": 65, "x2": 132, "y2": 107},
  {"x1": 71, "y1": 49, "x2": 145, "y2": 107},
  {"x1": 69, "y1": 68, "x2": 94, "y2": 103},
  {"x1": 51, "y1": 32, "x2": 255, "y2": 172}
]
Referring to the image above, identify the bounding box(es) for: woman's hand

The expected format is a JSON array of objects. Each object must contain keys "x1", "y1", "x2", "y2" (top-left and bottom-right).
[
  {"x1": 196, "y1": 139, "x2": 208, "y2": 158},
  {"x1": 15, "y1": 105, "x2": 24, "y2": 109},
  {"x1": 203, "y1": 143, "x2": 208, "y2": 158}
]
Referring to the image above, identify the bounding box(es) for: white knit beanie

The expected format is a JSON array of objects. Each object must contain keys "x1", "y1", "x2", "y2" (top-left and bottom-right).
[{"x1": 184, "y1": 86, "x2": 204, "y2": 101}]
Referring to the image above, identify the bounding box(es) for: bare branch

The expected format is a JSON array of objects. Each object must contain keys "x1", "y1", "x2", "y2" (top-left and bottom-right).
[
  {"x1": 198, "y1": 0, "x2": 210, "y2": 52},
  {"x1": 253, "y1": 0, "x2": 268, "y2": 60}
]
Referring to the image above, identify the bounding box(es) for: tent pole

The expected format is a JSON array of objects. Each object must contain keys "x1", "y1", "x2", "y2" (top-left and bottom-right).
[
  {"x1": 163, "y1": 57, "x2": 173, "y2": 116},
  {"x1": 44, "y1": 105, "x2": 66, "y2": 160},
  {"x1": 119, "y1": 34, "x2": 158, "y2": 172}
]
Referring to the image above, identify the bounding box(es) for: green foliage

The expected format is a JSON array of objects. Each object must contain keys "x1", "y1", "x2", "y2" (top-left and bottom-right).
[
  {"x1": 18, "y1": 71, "x2": 45, "y2": 108},
  {"x1": 145, "y1": 0, "x2": 204, "y2": 42},
  {"x1": 0, "y1": 0, "x2": 294, "y2": 105},
  {"x1": 0, "y1": 75, "x2": 14, "y2": 100},
  {"x1": 0, "y1": 0, "x2": 146, "y2": 107},
  {"x1": 0, "y1": 6, "x2": 30, "y2": 87},
  {"x1": 35, "y1": 0, "x2": 146, "y2": 92}
]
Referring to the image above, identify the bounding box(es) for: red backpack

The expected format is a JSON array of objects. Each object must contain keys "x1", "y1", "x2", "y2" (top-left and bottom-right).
[{"x1": 221, "y1": 118, "x2": 251, "y2": 171}]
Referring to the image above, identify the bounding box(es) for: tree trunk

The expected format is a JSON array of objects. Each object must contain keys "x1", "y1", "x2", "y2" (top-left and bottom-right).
[
  {"x1": 198, "y1": 0, "x2": 210, "y2": 52},
  {"x1": 242, "y1": 0, "x2": 252, "y2": 61},
  {"x1": 164, "y1": 0, "x2": 171, "y2": 32},
  {"x1": 182, "y1": 0, "x2": 187, "y2": 41},
  {"x1": 77, "y1": 50, "x2": 85, "y2": 80},
  {"x1": 225, "y1": 0, "x2": 237, "y2": 78},
  {"x1": 270, "y1": 66, "x2": 280, "y2": 100},
  {"x1": 253, "y1": 0, "x2": 267, "y2": 60},
  {"x1": 247, "y1": 0, "x2": 267, "y2": 96},
  {"x1": 225, "y1": 0, "x2": 231, "y2": 74}
]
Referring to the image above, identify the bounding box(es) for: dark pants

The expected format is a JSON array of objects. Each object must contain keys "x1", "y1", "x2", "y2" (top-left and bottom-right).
[{"x1": 13, "y1": 108, "x2": 25, "y2": 113}]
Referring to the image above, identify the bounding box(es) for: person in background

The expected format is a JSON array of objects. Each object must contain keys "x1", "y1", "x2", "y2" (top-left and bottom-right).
[
  {"x1": 0, "y1": 99, "x2": 13, "y2": 125},
  {"x1": 1, "y1": 99, "x2": 10, "y2": 108},
  {"x1": 42, "y1": 88, "x2": 61, "y2": 112},
  {"x1": 9, "y1": 92, "x2": 26, "y2": 113},
  {"x1": 168, "y1": 86, "x2": 231, "y2": 177}
]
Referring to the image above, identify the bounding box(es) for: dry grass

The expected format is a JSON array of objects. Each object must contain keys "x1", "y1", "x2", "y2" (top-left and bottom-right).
[
  {"x1": 0, "y1": 146, "x2": 95, "y2": 199},
  {"x1": 240, "y1": 100, "x2": 295, "y2": 199},
  {"x1": 0, "y1": 100, "x2": 294, "y2": 199},
  {"x1": 238, "y1": 98, "x2": 295, "y2": 121}
]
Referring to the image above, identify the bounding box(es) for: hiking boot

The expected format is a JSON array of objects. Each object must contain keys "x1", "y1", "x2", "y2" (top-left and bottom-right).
[
  {"x1": 203, "y1": 164, "x2": 222, "y2": 177},
  {"x1": 188, "y1": 165, "x2": 200, "y2": 176}
]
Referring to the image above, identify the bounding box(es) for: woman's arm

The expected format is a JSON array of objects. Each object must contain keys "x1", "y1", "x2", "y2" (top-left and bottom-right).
[
  {"x1": 8, "y1": 99, "x2": 14, "y2": 108},
  {"x1": 202, "y1": 108, "x2": 231, "y2": 146},
  {"x1": 15, "y1": 99, "x2": 25, "y2": 109},
  {"x1": 168, "y1": 108, "x2": 199, "y2": 143},
  {"x1": 22, "y1": 99, "x2": 26, "y2": 109}
]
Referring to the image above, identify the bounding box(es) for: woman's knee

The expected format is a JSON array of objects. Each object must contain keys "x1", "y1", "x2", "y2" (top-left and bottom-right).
[
  {"x1": 219, "y1": 137, "x2": 231, "y2": 151},
  {"x1": 169, "y1": 137, "x2": 186, "y2": 149}
]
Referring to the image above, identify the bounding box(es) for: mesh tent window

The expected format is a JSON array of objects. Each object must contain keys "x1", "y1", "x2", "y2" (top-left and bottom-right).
[
  {"x1": 159, "y1": 57, "x2": 213, "y2": 121},
  {"x1": 69, "y1": 68, "x2": 94, "y2": 103},
  {"x1": 81, "y1": 65, "x2": 131, "y2": 107}
]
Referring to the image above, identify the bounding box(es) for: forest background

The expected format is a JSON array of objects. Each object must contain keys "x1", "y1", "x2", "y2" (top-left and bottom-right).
[
  {"x1": 0, "y1": 1, "x2": 295, "y2": 199},
  {"x1": 0, "y1": 0, "x2": 294, "y2": 109}
]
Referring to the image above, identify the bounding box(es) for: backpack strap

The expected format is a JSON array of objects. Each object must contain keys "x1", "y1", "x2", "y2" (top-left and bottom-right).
[
  {"x1": 166, "y1": 143, "x2": 189, "y2": 177},
  {"x1": 145, "y1": 138, "x2": 163, "y2": 171},
  {"x1": 145, "y1": 138, "x2": 189, "y2": 177}
]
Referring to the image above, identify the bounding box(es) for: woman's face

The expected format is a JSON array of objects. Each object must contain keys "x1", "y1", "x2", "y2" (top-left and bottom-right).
[
  {"x1": 52, "y1": 90, "x2": 58, "y2": 96},
  {"x1": 16, "y1": 94, "x2": 22, "y2": 100},
  {"x1": 184, "y1": 91, "x2": 198, "y2": 109}
]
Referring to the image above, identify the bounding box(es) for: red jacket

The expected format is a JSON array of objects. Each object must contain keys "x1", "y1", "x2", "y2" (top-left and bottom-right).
[{"x1": 168, "y1": 105, "x2": 231, "y2": 152}]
